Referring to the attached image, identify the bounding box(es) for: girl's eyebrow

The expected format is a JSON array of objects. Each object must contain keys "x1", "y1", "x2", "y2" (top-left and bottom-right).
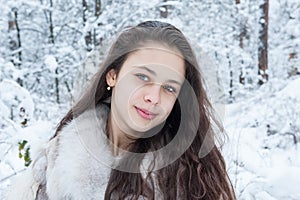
[
  {"x1": 167, "y1": 79, "x2": 181, "y2": 86},
  {"x1": 136, "y1": 66, "x2": 156, "y2": 76},
  {"x1": 135, "y1": 66, "x2": 182, "y2": 86}
]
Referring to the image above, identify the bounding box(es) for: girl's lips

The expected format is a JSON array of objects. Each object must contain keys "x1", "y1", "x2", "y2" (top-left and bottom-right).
[{"x1": 135, "y1": 106, "x2": 157, "y2": 120}]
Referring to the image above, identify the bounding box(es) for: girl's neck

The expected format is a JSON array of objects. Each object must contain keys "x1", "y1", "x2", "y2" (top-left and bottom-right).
[{"x1": 106, "y1": 113, "x2": 135, "y2": 156}]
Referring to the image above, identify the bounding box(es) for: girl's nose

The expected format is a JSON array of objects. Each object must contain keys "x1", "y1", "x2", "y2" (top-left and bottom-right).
[{"x1": 144, "y1": 84, "x2": 161, "y2": 105}]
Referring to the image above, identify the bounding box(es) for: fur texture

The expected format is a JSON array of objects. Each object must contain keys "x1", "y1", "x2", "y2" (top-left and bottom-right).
[
  {"x1": 7, "y1": 105, "x2": 115, "y2": 200},
  {"x1": 45, "y1": 105, "x2": 113, "y2": 200},
  {"x1": 7, "y1": 105, "x2": 161, "y2": 200}
]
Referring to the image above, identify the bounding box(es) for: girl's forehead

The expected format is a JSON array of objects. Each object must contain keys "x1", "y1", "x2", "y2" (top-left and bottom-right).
[
  {"x1": 133, "y1": 43, "x2": 184, "y2": 59},
  {"x1": 121, "y1": 44, "x2": 185, "y2": 76}
]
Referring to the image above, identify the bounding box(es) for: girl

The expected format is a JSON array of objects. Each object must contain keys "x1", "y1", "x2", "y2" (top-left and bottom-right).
[{"x1": 8, "y1": 21, "x2": 236, "y2": 200}]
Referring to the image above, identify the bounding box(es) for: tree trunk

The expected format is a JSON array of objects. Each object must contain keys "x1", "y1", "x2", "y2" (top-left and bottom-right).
[
  {"x1": 49, "y1": 0, "x2": 55, "y2": 44},
  {"x1": 82, "y1": 0, "x2": 92, "y2": 49},
  {"x1": 160, "y1": 0, "x2": 168, "y2": 18},
  {"x1": 8, "y1": 8, "x2": 23, "y2": 86},
  {"x1": 14, "y1": 9, "x2": 22, "y2": 67},
  {"x1": 258, "y1": 0, "x2": 269, "y2": 85},
  {"x1": 236, "y1": 0, "x2": 246, "y2": 85},
  {"x1": 95, "y1": 0, "x2": 101, "y2": 17},
  {"x1": 48, "y1": 0, "x2": 59, "y2": 103},
  {"x1": 94, "y1": 0, "x2": 102, "y2": 46},
  {"x1": 227, "y1": 52, "x2": 233, "y2": 100},
  {"x1": 55, "y1": 68, "x2": 60, "y2": 103},
  {"x1": 82, "y1": 0, "x2": 88, "y2": 25}
]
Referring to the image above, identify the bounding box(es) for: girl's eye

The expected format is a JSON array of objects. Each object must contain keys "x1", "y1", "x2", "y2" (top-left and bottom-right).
[
  {"x1": 135, "y1": 73, "x2": 150, "y2": 82},
  {"x1": 163, "y1": 85, "x2": 177, "y2": 93}
]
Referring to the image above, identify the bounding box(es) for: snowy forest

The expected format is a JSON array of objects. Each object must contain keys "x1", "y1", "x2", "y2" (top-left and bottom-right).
[{"x1": 1, "y1": 0, "x2": 300, "y2": 199}]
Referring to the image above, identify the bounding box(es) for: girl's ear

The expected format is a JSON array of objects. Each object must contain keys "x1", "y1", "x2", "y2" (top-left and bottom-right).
[{"x1": 106, "y1": 69, "x2": 117, "y2": 87}]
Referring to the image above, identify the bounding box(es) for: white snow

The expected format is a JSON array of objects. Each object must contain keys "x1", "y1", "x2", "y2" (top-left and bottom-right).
[
  {"x1": 0, "y1": 79, "x2": 34, "y2": 123},
  {"x1": 44, "y1": 55, "x2": 58, "y2": 72},
  {"x1": 278, "y1": 77, "x2": 300, "y2": 99},
  {"x1": 223, "y1": 77, "x2": 300, "y2": 200}
]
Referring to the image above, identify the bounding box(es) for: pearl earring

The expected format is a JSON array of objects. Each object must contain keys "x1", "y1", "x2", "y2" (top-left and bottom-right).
[{"x1": 107, "y1": 86, "x2": 111, "y2": 91}]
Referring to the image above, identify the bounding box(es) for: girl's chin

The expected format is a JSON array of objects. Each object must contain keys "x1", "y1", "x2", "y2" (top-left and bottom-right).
[
  {"x1": 131, "y1": 123, "x2": 154, "y2": 133},
  {"x1": 128, "y1": 120, "x2": 165, "y2": 138}
]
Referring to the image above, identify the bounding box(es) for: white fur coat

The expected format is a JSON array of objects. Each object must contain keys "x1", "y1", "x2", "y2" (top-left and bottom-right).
[{"x1": 7, "y1": 105, "x2": 154, "y2": 200}]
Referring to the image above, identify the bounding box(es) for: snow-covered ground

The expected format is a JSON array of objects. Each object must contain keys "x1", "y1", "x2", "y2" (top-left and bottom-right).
[
  {"x1": 224, "y1": 77, "x2": 300, "y2": 200},
  {"x1": 1, "y1": 76, "x2": 300, "y2": 199}
]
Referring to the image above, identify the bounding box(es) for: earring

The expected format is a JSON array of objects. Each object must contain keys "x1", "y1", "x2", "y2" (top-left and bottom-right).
[{"x1": 107, "y1": 86, "x2": 111, "y2": 91}]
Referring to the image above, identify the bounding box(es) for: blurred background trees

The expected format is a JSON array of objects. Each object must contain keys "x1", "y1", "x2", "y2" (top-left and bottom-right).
[{"x1": 1, "y1": 0, "x2": 299, "y2": 110}]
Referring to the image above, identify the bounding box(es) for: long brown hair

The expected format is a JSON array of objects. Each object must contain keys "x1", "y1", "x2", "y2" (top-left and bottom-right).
[{"x1": 54, "y1": 21, "x2": 236, "y2": 200}]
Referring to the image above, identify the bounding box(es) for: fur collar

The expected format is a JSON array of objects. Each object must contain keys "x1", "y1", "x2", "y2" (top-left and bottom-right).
[
  {"x1": 46, "y1": 104, "x2": 114, "y2": 199},
  {"x1": 7, "y1": 104, "x2": 161, "y2": 200}
]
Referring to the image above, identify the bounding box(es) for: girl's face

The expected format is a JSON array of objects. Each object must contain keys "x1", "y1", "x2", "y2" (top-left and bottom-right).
[{"x1": 107, "y1": 43, "x2": 185, "y2": 137}]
